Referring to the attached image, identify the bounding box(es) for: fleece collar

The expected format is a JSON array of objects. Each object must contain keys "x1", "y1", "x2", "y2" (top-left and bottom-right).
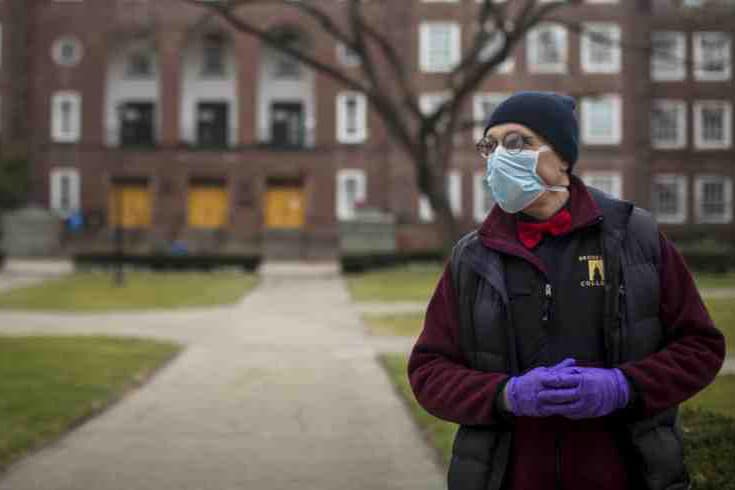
[{"x1": 477, "y1": 174, "x2": 604, "y2": 274}]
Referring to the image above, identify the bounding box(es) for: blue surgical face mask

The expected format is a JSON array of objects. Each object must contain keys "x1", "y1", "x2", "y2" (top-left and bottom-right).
[{"x1": 484, "y1": 144, "x2": 568, "y2": 214}]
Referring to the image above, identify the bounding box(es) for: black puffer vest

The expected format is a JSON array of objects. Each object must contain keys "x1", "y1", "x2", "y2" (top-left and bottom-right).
[{"x1": 448, "y1": 189, "x2": 691, "y2": 490}]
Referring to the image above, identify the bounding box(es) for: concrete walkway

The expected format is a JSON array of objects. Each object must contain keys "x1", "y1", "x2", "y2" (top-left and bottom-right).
[
  {"x1": 0, "y1": 258, "x2": 73, "y2": 292},
  {"x1": 0, "y1": 262, "x2": 444, "y2": 490}
]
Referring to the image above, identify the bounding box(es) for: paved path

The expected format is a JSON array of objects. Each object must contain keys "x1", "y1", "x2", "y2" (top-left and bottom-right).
[
  {"x1": 0, "y1": 258, "x2": 73, "y2": 293},
  {"x1": 0, "y1": 262, "x2": 444, "y2": 490}
]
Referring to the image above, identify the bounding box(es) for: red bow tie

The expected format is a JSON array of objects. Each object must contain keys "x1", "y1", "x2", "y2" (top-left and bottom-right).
[{"x1": 516, "y1": 208, "x2": 572, "y2": 249}]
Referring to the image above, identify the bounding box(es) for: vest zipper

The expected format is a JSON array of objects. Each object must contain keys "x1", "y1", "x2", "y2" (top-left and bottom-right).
[
  {"x1": 616, "y1": 283, "x2": 626, "y2": 364},
  {"x1": 542, "y1": 283, "x2": 553, "y2": 323}
]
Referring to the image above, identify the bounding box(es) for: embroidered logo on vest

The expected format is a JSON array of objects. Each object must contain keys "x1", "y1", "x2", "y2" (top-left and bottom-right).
[{"x1": 579, "y1": 255, "x2": 605, "y2": 288}]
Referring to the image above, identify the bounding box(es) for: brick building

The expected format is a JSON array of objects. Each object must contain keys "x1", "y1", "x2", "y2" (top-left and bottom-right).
[{"x1": 0, "y1": 0, "x2": 733, "y2": 259}]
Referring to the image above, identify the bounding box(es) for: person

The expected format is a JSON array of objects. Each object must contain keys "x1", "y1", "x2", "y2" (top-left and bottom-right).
[{"x1": 407, "y1": 91, "x2": 726, "y2": 490}]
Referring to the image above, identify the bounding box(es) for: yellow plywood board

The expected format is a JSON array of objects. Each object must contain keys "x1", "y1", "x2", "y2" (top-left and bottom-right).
[
  {"x1": 188, "y1": 186, "x2": 229, "y2": 229},
  {"x1": 265, "y1": 187, "x2": 305, "y2": 229},
  {"x1": 109, "y1": 184, "x2": 152, "y2": 229}
]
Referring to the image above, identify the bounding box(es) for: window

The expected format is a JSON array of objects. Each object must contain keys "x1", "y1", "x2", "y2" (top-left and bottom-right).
[
  {"x1": 581, "y1": 23, "x2": 621, "y2": 73},
  {"x1": 51, "y1": 91, "x2": 82, "y2": 143},
  {"x1": 478, "y1": 29, "x2": 514, "y2": 73},
  {"x1": 694, "y1": 100, "x2": 732, "y2": 149},
  {"x1": 581, "y1": 171, "x2": 622, "y2": 199},
  {"x1": 420, "y1": 92, "x2": 452, "y2": 135},
  {"x1": 336, "y1": 169, "x2": 367, "y2": 221},
  {"x1": 337, "y1": 43, "x2": 361, "y2": 67},
  {"x1": 473, "y1": 171, "x2": 495, "y2": 223},
  {"x1": 337, "y1": 92, "x2": 368, "y2": 144},
  {"x1": 527, "y1": 23, "x2": 567, "y2": 73},
  {"x1": 417, "y1": 176, "x2": 460, "y2": 222},
  {"x1": 581, "y1": 94, "x2": 622, "y2": 145},
  {"x1": 419, "y1": 22, "x2": 461, "y2": 73},
  {"x1": 473, "y1": 93, "x2": 509, "y2": 141},
  {"x1": 651, "y1": 32, "x2": 686, "y2": 81},
  {"x1": 693, "y1": 32, "x2": 731, "y2": 81},
  {"x1": 652, "y1": 174, "x2": 687, "y2": 224},
  {"x1": 418, "y1": 194, "x2": 434, "y2": 222},
  {"x1": 272, "y1": 51, "x2": 302, "y2": 79},
  {"x1": 197, "y1": 102, "x2": 229, "y2": 147},
  {"x1": 270, "y1": 102, "x2": 304, "y2": 148},
  {"x1": 448, "y1": 170, "x2": 462, "y2": 217},
  {"x1": 126, "y1": 50, "x2": 154, "y2": 78},
  {"x1": 651, "y1": 100, "x2": 687, "y2": 149},
  {"x1": 420, "y1": 92, "x2": 451, "y2": 116},
  {"x1": 119, "y1": 102, "x2": 155, "y2": 147},
  {"x1": 201, "y1": 33, "x2": 226, "y2": 77},
  {"x1": 50, "y1": 168, "x2": 81, "y2": 218},
  {"x1": 51, "y1": 36, "x2": 84, "y2": 67},
  {"x1": 695, "y1": 175, "x2": 732, "y2": 223}
]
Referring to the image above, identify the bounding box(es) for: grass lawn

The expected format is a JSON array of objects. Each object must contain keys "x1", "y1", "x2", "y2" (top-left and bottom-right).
[
  {"x1": 346, "y1": 264, "x2": 735, "y2": 304},
  {"x1": 345, "y1": 263, "x2": 442, "y2": 303},
  {"x1": 380, "y1": 353, "x2": 735, "y2": 476},
  {"x1": 363, "y1": 313, "x2": 424, "y2": 337},
  {"x1": 705, "y1": 298, "x2": 735, "y2": 354},
  {"x1": 0, "y1": 271, "x2": 259, "y2": 311},
  {"x1": 364, "y1": 300, "x2": 734, "y2": 353},
  {"x1": 0, "y1": 335, "x2": 182, "y2": 471}
]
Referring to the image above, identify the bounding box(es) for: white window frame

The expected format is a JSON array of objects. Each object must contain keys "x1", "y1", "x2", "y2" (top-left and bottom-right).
[
  {"x1": 651, "y1": 31, "x2": 686, "y2": 81},
  {"x1": 581, "y1": 94, "x2": 622, "y2": 145},
  {"x1": 51, "y1": 36, "x2": 84, "y2": 67},
  {"x1": 695, "y1": 175, "x2": 733, "y2": 224},
  {"x1": 527, "y1": 23, "x2": 568, "y2": 74},
  {"x1": 336, "y1": 43, "x2": 361, "y2": 67},
  {"x1": 336, "y1": 169, "x2": 367, "y2": 221},
  {"x1": 419, "y1": 22, "x2": 461, "y2": 73},
  {"x1": 473, "y1": 171, "x2": 495, "y2": 223},
  {"x1": 447, "y1": 170, "x2": 462, "y2": 217},
  {"x1": 51, "y1": 91, "x2": 82, "y2": 143},
  {"x1": 478, "y1": 29, "x2": 514, "y2": 73},
  {"x1": 693, "y1": 100, "x2": 732, "y2": 150},
  {"x1": 652, "y1": 174, "x2": 687, "y2": 224},
  {"x1": 473, "y1": 93, "x2": 510, "y2": 142},
  {"x1": 580, "y1": 23, "x2": 621, "y2": 74},
  {"x1": 651, "y1": 99, "x2": 687, "y2": 149},
  {"x1": 581, "y1": 171, "x2": 623, "y2": 199},
  {"x1": 419, "y1": 92, "x2": 451, "y2": 117},
  {"x1": 336, "y1": 91, "x2": 368, "y2": 144},
  {"x1": 693, "y1": 32, "x2": 732, "y2": 81},
  {"x1": 418, "y1": 194, "x2": 434, "y2": 223},
  {"x1": 50, "y1": 167, "x2": 81, "y2": 218}
]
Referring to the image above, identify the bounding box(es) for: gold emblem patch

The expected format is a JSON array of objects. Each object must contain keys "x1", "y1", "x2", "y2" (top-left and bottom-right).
[{"x1": 579, "y1": 255, "x2": 605, "y2": 288}]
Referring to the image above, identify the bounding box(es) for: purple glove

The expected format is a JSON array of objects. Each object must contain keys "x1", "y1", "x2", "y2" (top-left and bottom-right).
[
  {"x1": 538, "y1": 367, "x2": 630, "y2": 419},
  {"x1": 506, "y1": 358, "x2": 582, "y2": 417}
]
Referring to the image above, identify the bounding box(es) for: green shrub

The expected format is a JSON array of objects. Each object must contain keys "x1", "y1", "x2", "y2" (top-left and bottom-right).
[
  {"x1": 677, "y1": 239, "x2": 735, "y2": 273},
  {"x1": 681, "y1": 407, "x2": 735, "y2": 489}
]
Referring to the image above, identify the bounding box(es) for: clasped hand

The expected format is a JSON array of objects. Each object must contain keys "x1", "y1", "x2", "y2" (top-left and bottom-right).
[{"x1": 505, "y1": 358, "x2": 630, "y2": 419}]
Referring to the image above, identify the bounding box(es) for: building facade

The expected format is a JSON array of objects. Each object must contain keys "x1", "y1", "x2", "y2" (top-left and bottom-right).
[{"x1": 1, "y1": 0, "x2": 733, "y2": 259}]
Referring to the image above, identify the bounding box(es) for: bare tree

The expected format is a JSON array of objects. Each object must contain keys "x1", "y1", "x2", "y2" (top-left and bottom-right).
[{"x1": 182, "y1": 0, "x2": 581, "y2": 248}]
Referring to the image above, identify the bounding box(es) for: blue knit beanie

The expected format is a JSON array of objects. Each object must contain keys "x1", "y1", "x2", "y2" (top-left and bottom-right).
[{"x1": 484, "y1": 91, "x2": 579, "y2": 172}]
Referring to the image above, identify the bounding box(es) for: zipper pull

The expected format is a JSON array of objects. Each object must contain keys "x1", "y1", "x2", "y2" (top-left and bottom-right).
[
  {"x1": 542, "y1": 283, "x2": 552, "y2": 322},
  {"x1": 617, "y1": 284, "x2": 626, "y2": 326}
]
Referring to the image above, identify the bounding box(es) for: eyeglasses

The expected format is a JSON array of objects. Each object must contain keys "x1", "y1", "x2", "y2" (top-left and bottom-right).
[{"x1": 476, "y1": 131, "x2": 534, "y2": 159}]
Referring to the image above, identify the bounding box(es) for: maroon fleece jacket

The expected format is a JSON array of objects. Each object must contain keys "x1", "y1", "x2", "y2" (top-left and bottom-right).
[{"x1": 407, "y1": 179, "x2": 726, "y2": 489}]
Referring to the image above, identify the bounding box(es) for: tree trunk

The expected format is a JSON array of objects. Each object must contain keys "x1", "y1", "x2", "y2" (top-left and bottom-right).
[{"x1": 416, "y1": 144, "x2": 460, "y2": 254}]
